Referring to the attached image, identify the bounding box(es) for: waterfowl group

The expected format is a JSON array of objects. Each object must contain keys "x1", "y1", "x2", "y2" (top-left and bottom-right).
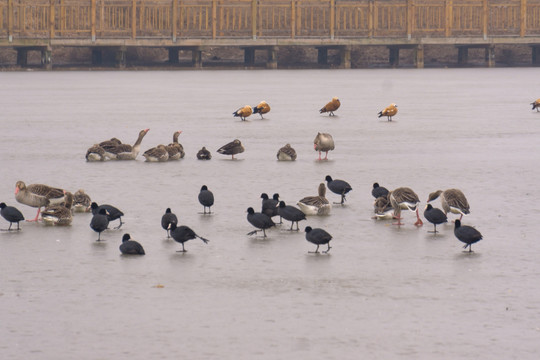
[
  {"x1": 91, "y1": 202, "x2": 124, "y2": 229},
  {"x1": 427, "y1": 189, "x2": 470, "y2": 220}
]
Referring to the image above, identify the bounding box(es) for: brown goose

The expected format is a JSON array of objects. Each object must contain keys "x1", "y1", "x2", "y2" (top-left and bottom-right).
[
  {"x1": 105, "y1": 129, "x2": 149, "y2": 160},
  {"x1": 276, "y1": 143, "x2": 297, "y2": 161},
  {"x1": 427, "y1": 189, "x2": 470, "y2": 220},
  {"x1": 165, "y1": 130, "x2": 185, "y2": 160},
  {"x1": 85, "y1": 144, "x2": 107, "y2": 162},
  {"x1": 378, "y1": 103, "x2": 398, "y2": 121},
  {"x1": 319, "y1": 97, "x2": 340, "y2": 116},
  {"x1": 233, "y1": 105, "x2": 253, "y2": 121},
  {"x1": 72, "y1": 189, "x2": 92, "y2": 213},
  {"x1": 389, "y1": 187, "x2": 423, "y2": 226},
  {"x1": 99, "y1": 138, "x2": 122, "y2": 148},
  {"x1": 42, "y1": 192, "x2": 73, "y2": 226},
  {"x1": 253, "y1": 101, "x2": 271, "y2": 119},
  {"x1": 143, "y1": 144, "x2": 169, "y2": 162},
  {"x1": 15, "y1": 181, "x2": 65, "y2": 222},
  {"x1": 196, "y1": 147, "x2": 212, "y2": 160},
  {"x1": 314, "y1": 132, "x2": 335, "y2": 160},
  {"x1": 297, "y1": 183, "x2": 332, "y2": 216},
  {"x1": 217, "y1": 139, "x2": 245, "y2": 159},
  {"x1": 373, "y1": 195, "x2": 394, "y2": 220}
]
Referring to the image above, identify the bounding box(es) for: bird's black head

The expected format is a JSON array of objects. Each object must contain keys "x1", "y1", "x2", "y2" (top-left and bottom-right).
[
  {"x1": 425, "y1": 204, "x2": 433, "y2": 210},
  {"x1": 0, "y1": 203, "x2": 6, "y2": 209},
  {"x1": 278, "y1": 201, "x2": 286, "y2": 208},
  {"x1": 373, "y1": 183, "x2": 380, "y2": 188},
  {"x1": 247, "y1": 207, "x2": 255, "y2": 214},
  {"x1": 454, "y1": 220, "x2": 461, "y2": 228},
  {"x1": 165, "y1": 208, "x2": 172, "y2": 213},
  {"x1": 325, "y1": 175, "x2": 333, "y2": 182},
  {"x1": 91, "y1": 202, "x2": 98, "y2": 209},
  {"x1": 201, "y1": 185, "x2": 208, "y2": 191},
  {"x1": 305, "y1": 226, "x2": 312, "y2": 233},
  {"x1": 122, "y1": 233, "x2": 131, "y2": 242},
  {"x1": 260, "y1": 193, "x2": 269, "y2": 200},
  {"x1": 168, "y1": 222, "x2": 177, "y2": 231},
  {"x1": 272, "y1": 193, "x2": 279, "y2": 200}
]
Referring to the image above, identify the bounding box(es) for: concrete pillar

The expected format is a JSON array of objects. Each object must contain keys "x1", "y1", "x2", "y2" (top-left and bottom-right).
[
  {"x1": 16, "y1": 49, "x2": 28, "y2": 66},
  {"x1": 389, "y1": 47, "x2": 399, "y2": 67},
  {"x1": 533, "y1": 46, "x2": 540, "y2": 66},
  {"x1": 415, "y1": 44, "x2": 424, "y2": 68},
  {"x1": 91, "y1": 49, "x2": 103, "y2": 65},
  {"x1": 458, "y1": 47, "x2": 468, "y2": 66},
  {"x1": 317, "y1": 47, "x2": 328, "y2": 65},
  {"x1": 266, "y1": 46, "x2": 278, "y2": 69},
  {"x1": 244, "y1": 48, "x2": 255, "y2": 65},
  {"x1": 168, "y1": 48, "x2": 179, "y2": 64},
  {"x1": 41, "y1": 48, "x2": 52, "y2": 70},
  {"x1": 485, "y1": 46, "x2": 495, "y2": 67},
  {"x1": 340, "y1": 46, "x2": 351, "y2": 69},
  {"x1": 192, "y1": 48, "x2": 202, "y2": 68},
  {"x1": 115, "y1": 47, "x2": 126, "y2": 68}
]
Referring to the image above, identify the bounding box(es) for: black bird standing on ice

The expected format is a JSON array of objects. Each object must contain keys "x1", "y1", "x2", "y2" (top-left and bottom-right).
[
  {"x1": 261, "y1": 193, "x2": 280, "y2": 221},
  {"x1": 246, "y1": 207, "x2": 275, "y2": 237},
  {"x1": 119, "y1": 233, "x2": 146, "y2": 255},
  {"x1": 169, "y1": 223, "x2": 209, "y2": 252},
  {"x1": 423, "y1": 204, "x2": 448, "y2": 233},
  {"x1": 305, "y1": 226, "x2": 333, "y2": 253},
  {"x1": 161, "y1": 208, "x2": 178, "y2": 238},
  {"x1": 277, "y1": 201, "x2": 306, "y2": 231},
  {"x1": 371, "y1": 183, "x2": 389, "y2": 199},
  {"x1": 325, "y1": 175, "x2": 352, "y2": 204},
  {"x1": 91, "y1": 202, "x2": 124, "y2": 229},
  {"x1": 198, "y1": 185, "x2": 214, "y2": 214},
  {"x1": 90, "y1": 208, "x2": 109, "y2": 241},
  {"x1": 0, "y1": 203, "x2": 25, "y2": 230},
  {"x1": 454, "y1": 220, "x2": 483, "y2": 252}
]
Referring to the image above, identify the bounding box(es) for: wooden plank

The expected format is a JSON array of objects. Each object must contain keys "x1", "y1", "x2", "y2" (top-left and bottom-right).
[
  {"x1": 291, "y1": 0, "x2": 295, "y2": 38},
  {"x1": 8, "y1": 0, "x2": 13, "y2": 38},
  {"x1": 521, "y1": 0, "x2": 527, "y2": 36},
  {"x1": 330, "y1": 0, "x2": 335, "y2": 39},
  {"x1": 172, "y1": 0, "x2": 177, "y2": 40},
  {"x1": 483, "y1": 0, "x2": 487, "y2": 37},
  {"x1": 132, "y1": 0, "x2": 136, "y2": 39},
  {"x1": 50, "y1": 0, "x2": 55, "y2": 38},
  {"x1": 91, "y1": 0, "x2": 96, "y2": 40},
  {"x1": 212, "y1": 0, "x2": 216, "y2": 38},
  {"x1": 252, "y1": 0, "x2": 257, "y2": 38}
]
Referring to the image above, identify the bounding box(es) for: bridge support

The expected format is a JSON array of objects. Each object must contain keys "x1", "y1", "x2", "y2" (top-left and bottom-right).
[
  {"x1": 41, "y1": 47, "x2": 52, "y2": 70},
  {"x1": 457, "y1": 45, "x2": 495, "y2": 67},
  {"x1": 16, "y1": 49, "x2": 28, "y2": 67},
  {"x1": 244, "y1": 48, "x2": 255, "y2": 66},
  {"x1": 316, "y1": 46, "x2": 351, "y2": 68},
  {"x1": 389, "y1": 46, "x2": 400, "y2": 67},
  {"x1": 168, "y1": 48, "x2": 179, "y2": 64},
  {"x1": 532, "y1": 46, "x2": 540, "y2": 66},
  {"x1": 192, "y1": 48, "x2": 202, "y2": 68},
  {"x1": 415, "y1": 45, "x2": 424, "y2": 68},
  {"x1": 267, "y1": 46, "x2": 278, "y2": 69},
  {"x1": 92, "y1": 49, "x2": 103, "y2": 65},
  {"x1": 115, "y1": 47, "x2": 126, "y2": 68},
  {"x1": 317, "y1": 47, "x2": 328, "y2": 65}
]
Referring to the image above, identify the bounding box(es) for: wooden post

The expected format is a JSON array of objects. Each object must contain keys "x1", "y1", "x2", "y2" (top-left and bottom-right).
[
  {"x1": 368, "y1": 0, "x2": 373, "y2": 38},
  {"x1": 482, "y1": 0, "x2": 487, "y2": 39},
  {"x1": 172, "y1": 0, "x2": 178, "y2": 41},
  {"x1": 132, "y1": 0, "x2": 137, "y2": 39},
  {"x1": 415, "y1": 44, "x2": 424, "y2": 68},
  {"x1": 91, "y1": 0, "x2": 96, "y2": 41},
  {"x1": 407, "y1": 0, "x2": 412, "y2": 39},
  {"x1": 532, "y1": 46, "x2": 540, "y2": 65},
  {"x1": 330, "y1": 0, "x2": 335, "y2": 39},
  {"x1": 389, "y1": 47, "x2": 399, "y2": 67},
  {"x1": 291, "y1": 1, "x2": 296, "y2": 38},
  {"x1": 8, "y1": 0, "x2": 13, "y2": 41},
  {"x1": 445, "y1": 0, "x2": 452, "y2": 37},
  {"x1": 340, "y1": 46, "x2": 351, "y2": 69},
  {"x1": 168, "y1": 48, "x2": 179, "y2": 63},
  {"x1": 267, "y1": 46, "x2": 278, "y2": 69},
  {"x1": 520, "y1": 0, "x2": 527, "y2": 37},
  {"x1": 458, "y1": 47, "x2": 468, "y2": 66},
  {"x1": 485, "y1": 46, "x2": 495, "y2": 67},
  {"x1": 212, "y1": 0, "x2": 217, "y2": 39},
  {"x1": 317, "y1": 47, "x2": 328, "y2": 65},
  {"x1": 60, "y1": 0, "x2": 65, "y2": 35},
  {"x1": 50, "y1": 0, "x2": 55, "y2": 39},
  {"x1": 252, "y1": 0, "x2": 257, "y2": 39}
]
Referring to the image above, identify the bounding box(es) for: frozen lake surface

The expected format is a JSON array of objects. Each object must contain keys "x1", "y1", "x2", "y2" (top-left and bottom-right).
[{"x1": 1, "y1": 68, "x2": 540, "y2": 359}]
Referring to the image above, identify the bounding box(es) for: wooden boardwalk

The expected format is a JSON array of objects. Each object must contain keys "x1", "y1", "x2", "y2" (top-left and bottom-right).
[{"x1": 1, "y1": 0, "x2": 540, "y2": 68}]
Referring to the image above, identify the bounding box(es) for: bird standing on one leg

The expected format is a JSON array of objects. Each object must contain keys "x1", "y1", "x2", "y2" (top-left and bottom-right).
[
  {"x1": 325, "y1": 175, "x2": 352, "y2": 204},
  {"x1": 454, "y1": 220, "x2": 482, "y2": 252},
  {"x1": 423, "y1": 204, "x2": 447, "y2": 233}
]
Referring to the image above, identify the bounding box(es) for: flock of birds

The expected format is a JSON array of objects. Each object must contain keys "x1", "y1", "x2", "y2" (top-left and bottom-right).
[{"x1": 7, "y1": 95, "x2": 525, "y2": 254}]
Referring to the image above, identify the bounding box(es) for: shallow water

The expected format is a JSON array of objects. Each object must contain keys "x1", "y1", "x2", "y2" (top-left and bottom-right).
[{"x1": 1, "y1": 68, "x2": 540, "y2": 359}]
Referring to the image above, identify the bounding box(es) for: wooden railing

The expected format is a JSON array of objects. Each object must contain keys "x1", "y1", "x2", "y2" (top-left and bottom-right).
[{"x1": 1, "y1": 0, "x2": 540, "y2": 41}]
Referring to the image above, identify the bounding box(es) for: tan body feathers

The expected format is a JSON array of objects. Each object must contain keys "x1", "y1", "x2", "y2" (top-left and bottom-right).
[
  {"x1": 378, "y1": 103, "x2": 398, "y2": 121},
  {"x1": 319, "y1": 97, "x2": 340, "y2": 116}
]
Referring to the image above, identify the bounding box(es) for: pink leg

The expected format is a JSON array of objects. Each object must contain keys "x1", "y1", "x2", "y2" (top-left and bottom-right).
[
  {"x1": 414, "y1": 209, "x2": 423, "y2": 226},
  {"x1": 324, "y1": 151, "x2": 328, "y2": 160},
  {"x1": 318, "y1": 152, "x2": 322, "y2": 160},
  {"x1": 27, "y1": 207, "x2": 41, "y2": 222}
]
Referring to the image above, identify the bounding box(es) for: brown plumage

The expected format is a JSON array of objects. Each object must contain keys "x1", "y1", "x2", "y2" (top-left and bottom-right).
[
  {"x1": 104, "y1": 129, "x2": 149, "y2": 160},
  {"x1": 99, "y1": 138, "x2": 122, "y2": 148},
  {"x1": 233, "y1": 105, "x2": 253, "y2": 121},
  {"x1": 14, "y1": 181, "x2": 65, "y2": 222},
  {"x1": 217, "y1": 139, "x2": 245, "y2": 159},
  {"x1": 389, "y1": 187, "x2": 423, "y2": 226},
  {"x1": 143, "y1": 144, "x2": 169, "y2": 162},
  {"x1": 531, "y1": 99, "x2": 540, "y2": 112},
  {"x1": 427, "y1": 189, "x2": 470, "y2": 220},
  {"x1": 165, "y1": 130, "x2": 185, "y2": 160},
  {"x1": 196, "y1": 146, "x2": 212, "y2": 160},
  {"x1": 378, "y1": 103, "x2": 398, "y2": 121},
  {"x1": 85, "y1": 144, "x2": 107, "y2": 161},
  {"x1": 253, "y1": 101, "x2": 271, "y2": 119},
  {"x1": 313, "y1": 132, "x2": 335, "y2": 160},
  {"x1": 73, "y1": 189, "x2": 92, "y2": 213},
  {"x1": 297, "y1": 183, "x2": 332, "y2": 216},
  {"x1": 42, "y1": 192, "x2": 73, "y2": 226},
  {"x1": 319, "y1": 97, "x2": 340, "y2": 116},
  {"x1": 276, "y1": 143, "x2": 297, "y2": 161}
]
